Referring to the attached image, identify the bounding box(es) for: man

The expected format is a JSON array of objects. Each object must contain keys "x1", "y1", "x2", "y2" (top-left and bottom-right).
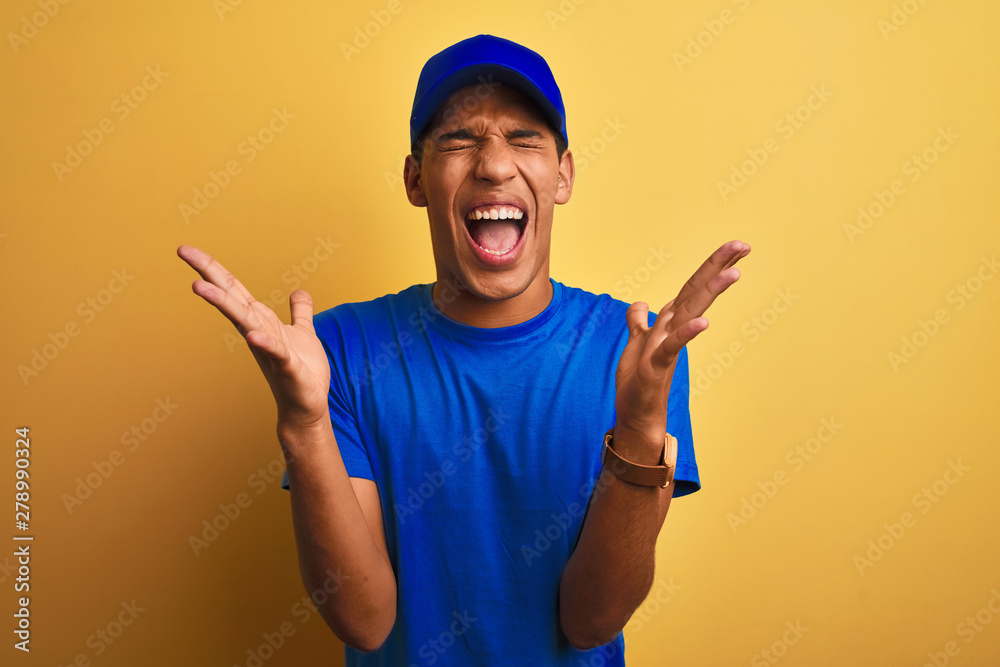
[{"x1": 178, "y1": 34, "x2": 749, "y2": 665}]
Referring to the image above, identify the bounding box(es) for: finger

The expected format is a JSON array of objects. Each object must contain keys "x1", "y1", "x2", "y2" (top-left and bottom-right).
[
  {"x1": 190, "y1": 277, "x2": 266, "y2": 336},
  {"x1": 652, "y1": 317, "x2": 709, "y2": 367},
  {"x1": 177, "y1": 245, "x2": 256, "y2": 305},
  {"x1": 670, "y1": 240, "x2": 750, "y2": 312},
  {"x1": 180, "y1": 245, "x2": 269, "y2": 335},
  {"x1": 625, "y1": 301, "x2": 650, "y2": 339},
  {"x1": 289, "y1": 290, "x2": 316, "y2": 332},
  {"x1": 656, "y1": 241, "x2": 748, "y2": 333},
  {"x1": 245, "y1": 328, "x2": 287, "y2": 360},
  {"x1": 617, "y1": 302, "x2": 651, "y2": 382},
  {"x1": 671, "y1": 265, "x2": 742, "y2": 326}
]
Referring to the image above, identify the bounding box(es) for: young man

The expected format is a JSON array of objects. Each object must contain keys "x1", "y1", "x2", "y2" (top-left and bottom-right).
[{"x1": 178, "y1": 34, "x2": 749, "y2": 665}]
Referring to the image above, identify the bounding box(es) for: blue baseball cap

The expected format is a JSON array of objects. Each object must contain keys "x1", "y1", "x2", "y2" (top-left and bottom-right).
[{"x1": 409, "y1": 34, "x2": 568, "y2": 150}]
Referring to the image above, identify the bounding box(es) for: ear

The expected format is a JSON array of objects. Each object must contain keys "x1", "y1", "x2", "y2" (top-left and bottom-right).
[
  {"x1": 555, "y1": 149, "x2": 575, "y2": 205},
  {"x1": 403, "y1": 154, "x2": 428, "y2": 207}
]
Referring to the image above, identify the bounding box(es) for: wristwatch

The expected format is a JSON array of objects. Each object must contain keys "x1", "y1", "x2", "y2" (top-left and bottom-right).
[{"x1": 601, "y1": 428, "x2": 677, "y2": 489}]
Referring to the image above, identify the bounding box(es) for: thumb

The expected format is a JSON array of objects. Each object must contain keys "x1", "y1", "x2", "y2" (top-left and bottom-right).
[
  {"x1": 625, "y1": 301, "x2": 650, "y2": 339},
  {"x1": 289, "y1": 290, "x2": 316, "y2": 331}
]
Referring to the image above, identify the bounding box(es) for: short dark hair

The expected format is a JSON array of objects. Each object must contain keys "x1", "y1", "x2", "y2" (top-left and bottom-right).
[{"x1": 410, "y1": 120, "x2": 567, "y2": 167}]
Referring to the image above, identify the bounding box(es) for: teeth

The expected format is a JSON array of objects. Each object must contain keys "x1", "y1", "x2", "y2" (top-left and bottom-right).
[
  {"x1": 468, "y1": 206, "x2": 524, "y2": 221},
  {"x1": 466, "y1": 205, "x2": 526, "y2": 256}
]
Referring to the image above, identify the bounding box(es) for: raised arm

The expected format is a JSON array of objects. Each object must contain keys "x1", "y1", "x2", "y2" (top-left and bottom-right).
[
  {"x1": 176, "y1": 245, "x2": 395, "y2": 651},
  {"x1": 559, "y1": 240, "x2": 751, "y2": 649}
]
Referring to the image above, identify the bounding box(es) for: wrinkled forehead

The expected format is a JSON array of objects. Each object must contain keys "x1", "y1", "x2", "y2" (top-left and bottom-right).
[{"x1": 424, "y1": 83, "x2": 550, "y2": 136}]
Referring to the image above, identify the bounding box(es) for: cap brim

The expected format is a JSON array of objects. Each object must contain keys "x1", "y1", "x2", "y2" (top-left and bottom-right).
[{"x1": 410, "y1": 64, "x2": 566, "y2": 148}]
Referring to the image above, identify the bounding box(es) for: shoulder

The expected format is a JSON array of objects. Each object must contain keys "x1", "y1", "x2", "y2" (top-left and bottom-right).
[
  {"x1": 555, "y1": 280, "x2": 663, "y2": 334},
  {"x1": 313, "y1": 284, "x2": 427, "y2": 335},
  {"x1": 554, "y1": 280, "x2": 689, "y2": 362},
  {"x1": 564, "y1": 281, "x2": 673, "y2": 330},
  {"x1": 556, "y1": 280, "x2": 628, "y2": 321}
]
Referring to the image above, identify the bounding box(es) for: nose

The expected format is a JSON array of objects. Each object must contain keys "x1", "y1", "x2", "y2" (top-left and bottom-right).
[{"x1": 473, "y1": 138, "x2": 517, "y2": 185}]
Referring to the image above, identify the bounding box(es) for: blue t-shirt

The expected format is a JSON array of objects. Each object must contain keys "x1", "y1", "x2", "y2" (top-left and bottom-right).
[{"x1": 281, "y1": 277, "x2": 699, "y2": 665}]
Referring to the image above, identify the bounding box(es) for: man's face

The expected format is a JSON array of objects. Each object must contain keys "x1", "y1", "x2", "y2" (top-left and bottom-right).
[{"x1": 404, "y1": 83, "x2": 574, "y2": 304}]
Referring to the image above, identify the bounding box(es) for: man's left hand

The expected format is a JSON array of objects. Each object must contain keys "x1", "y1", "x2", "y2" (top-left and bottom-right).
[{"x1": 613, "y1": 240, "x2": 751, "y2": 451}]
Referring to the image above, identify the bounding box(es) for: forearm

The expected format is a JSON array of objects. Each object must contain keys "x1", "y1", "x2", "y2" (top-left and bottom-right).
[
  {"x1": 279, "y1": 419, "x2": 396, "y2": 651},
  {"x1": 558, "y1": 425, "x2": 672, "y2": 650}
]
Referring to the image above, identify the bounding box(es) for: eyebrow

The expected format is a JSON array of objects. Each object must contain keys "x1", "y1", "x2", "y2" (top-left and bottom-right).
[
  {"x1": 508, "y1": 128, "x2": 544, "y2": 140},
  {"x1": 434, "y1": 127, "x2": 545, "y2": 143}
]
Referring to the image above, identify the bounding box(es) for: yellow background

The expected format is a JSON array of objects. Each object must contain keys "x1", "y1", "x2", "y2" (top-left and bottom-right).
[{"x1": 2, "y1": 0, "x2": 999, "y2": 664}]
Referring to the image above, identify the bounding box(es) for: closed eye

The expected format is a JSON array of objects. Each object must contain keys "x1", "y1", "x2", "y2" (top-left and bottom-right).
[{"x1": 440, "y1": 142, "x2": 541, "y2": 152}]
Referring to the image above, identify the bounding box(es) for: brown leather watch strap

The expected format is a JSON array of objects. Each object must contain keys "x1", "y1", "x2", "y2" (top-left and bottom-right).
[{"x1": 602, "y1": 428, "x2": 677, "y2": 489}]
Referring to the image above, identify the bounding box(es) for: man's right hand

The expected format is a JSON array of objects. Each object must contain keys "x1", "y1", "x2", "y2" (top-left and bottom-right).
[{"x1": 177, "y1": 245, "x2": 331, "y2": 430}]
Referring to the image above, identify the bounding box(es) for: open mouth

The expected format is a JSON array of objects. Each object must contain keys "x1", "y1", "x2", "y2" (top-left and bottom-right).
[{"x1": 463, "y1": 203, "x2": 528, "y2": 256}]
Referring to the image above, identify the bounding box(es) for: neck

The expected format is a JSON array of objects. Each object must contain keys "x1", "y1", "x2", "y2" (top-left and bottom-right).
[{"x1": 431, "y1": 274, "x2": 554, "y2": 328}]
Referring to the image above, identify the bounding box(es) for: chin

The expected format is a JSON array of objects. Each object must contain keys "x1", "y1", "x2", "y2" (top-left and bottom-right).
[{"x1": 458, "y1": 267, "x2": 532, "y2": 302}]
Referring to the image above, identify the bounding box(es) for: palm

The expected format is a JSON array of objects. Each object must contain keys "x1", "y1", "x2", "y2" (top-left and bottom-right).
[
  {"x1": 614, "y1": 307, "x2": 678, "y2": 434},
  {"x1": 178, "y1": 245, "x2": 331, "y2": 428},
  {"x1": 613, "y1": 241, "x2": 751, "y2": 435},
  {"x1": 243, "y1": 299, "x2": 331, "y2": 426}
]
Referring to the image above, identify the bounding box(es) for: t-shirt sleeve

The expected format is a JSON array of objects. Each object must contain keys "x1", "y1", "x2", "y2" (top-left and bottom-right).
[
  {"x1": 667, "y1": 345, "x2": 699, "y2": 497},
  {"x1": 282, "y1": 309, "x2": 375, "y2": 490},
  {"x1": 647, "y1": 309, "x2": 700, "y2": 497}
]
